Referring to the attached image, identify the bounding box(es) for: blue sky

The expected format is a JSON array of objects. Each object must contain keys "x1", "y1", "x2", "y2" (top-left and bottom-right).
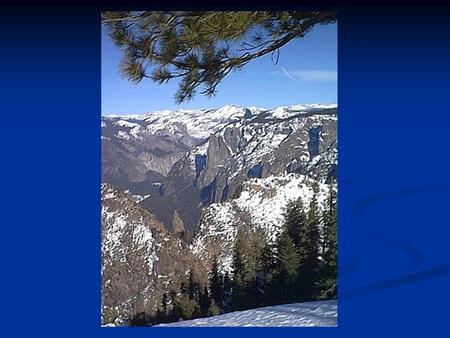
[{"x1": 101, "y1": 22, "x2": 337, "y2": 115}]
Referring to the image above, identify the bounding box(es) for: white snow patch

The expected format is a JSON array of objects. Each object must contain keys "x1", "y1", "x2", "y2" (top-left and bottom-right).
[{"x1": 157, "y1": 300, "x2": 337, "y2": 327}]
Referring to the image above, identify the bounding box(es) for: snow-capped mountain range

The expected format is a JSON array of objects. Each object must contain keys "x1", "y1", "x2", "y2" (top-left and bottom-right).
[
  {"x1": 101, "y1": 103, "x2": 337, "y2": 326},
  {"x1": 102, "y1": 104, "x2": 336, "y2": 184}
]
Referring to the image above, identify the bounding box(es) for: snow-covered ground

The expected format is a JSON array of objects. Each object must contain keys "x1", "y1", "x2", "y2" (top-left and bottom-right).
[{"x1": 156, "y1": 300, "x2": 337, "y2": 327}]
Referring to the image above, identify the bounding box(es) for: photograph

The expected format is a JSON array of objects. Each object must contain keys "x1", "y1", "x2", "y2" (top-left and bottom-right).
[
  {"x1": 4, "y1": 2, "x2": 449, "y2": 338},
  {"x1": 101, "y1": 11, "x2": 338, "y2": 327}
]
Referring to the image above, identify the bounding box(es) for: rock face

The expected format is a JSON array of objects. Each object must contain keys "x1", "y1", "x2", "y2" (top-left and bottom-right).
[
  {"x1": 139, "y1": 105, "x2": 337, "y2": 236},
  {"x1": 101, "y1": 105, "x2": 256, "y2": 191},
  {"x1": 101, "y1": 184, "x2": 206, "y2": 325},
  {"x1": 101, "y1": 117, "x2": 192, "y2": 189}
]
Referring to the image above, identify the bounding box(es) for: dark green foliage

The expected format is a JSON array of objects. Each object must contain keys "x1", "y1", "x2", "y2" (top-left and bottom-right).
[
  {"x1": 169, "y1": 290, "x2": 181, "y2": 322},
  {"x1": 256, "y1": 243, "x2": 277, "y2": 306},
  {"x1": 276, "y1": 231, "x2": 301, "y2": 278},
  {"x1": 280, "y1": 194, "x2": 321, "y2": 302},
  {"x1": 102, "y1": 11, "x2": 336, "y2": 103},
  {"x1": 300, "y1": 195, "x2": 321, "y2": 273},
  {"x1": 294, "y1": 194, "x2": 320, "y2": 300},
  {"x1": 230, "y1": 272, "x2": 247, "y2": 311},
  {"x1": 154, "y1": 291, "x2": 170, "y2": 323},
  {"x1": 230, "y1": 227, "x2": 266, "y2": 311},
  {"x1": 322, "y1": 184, "x2": 337, "y2": 270},
  {"x1": 208, "y1": 299, "x2": 221, "y2": 316},
  {"x1": 176, "y1": 293, "x2": 200, "y2": 320},
  {"x1": 199, "y1": 286, "x2": 211, "y2": 316},
  {"x1": 209, "y1": 255, "x2": 224, "y2": 307},
  {"x1": 284, "y1": 198, "x2": 308, "y2": 248},
  {"x1": 231, "y1": 228, "x2": 248, "y2": 311},
  {"x1": 232, "y1": 228, "x2": 246, "y2": 275},
  {"x1": 273, "y1": 229, "x2": 301, "y2": 303},
  {"x1": 187, "y1": 270, "x2": 201, "y2": 302},
  {"x1": 129, "y1": 312, "x2": 152, "y2": 326},
  {"x1": 222, "y1": 272, "x2": 232, "y2": 311},
  {"x1": 317, "y1": 183, "x2": 337, "y2": 300}
]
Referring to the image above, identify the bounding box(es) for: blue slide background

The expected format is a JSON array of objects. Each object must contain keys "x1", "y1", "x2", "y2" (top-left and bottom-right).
[{"x1": 0, "y1": 5, "x2": 449, "y2": 337}]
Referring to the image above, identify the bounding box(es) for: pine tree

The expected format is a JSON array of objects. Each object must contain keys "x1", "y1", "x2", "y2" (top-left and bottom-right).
[
  {"x1": 155, "y1": 291, "x2": 170, "y2": 323},
  {"x1": 222, "y1": 272, "x2": 232, "y2": 312},
  {"x1": 171, "y1": 270, "x2": 202, "y2": 320},
  {"x1": 232, "y1": 228, "x2": 246, "y2": 275},
  {"x1": 199, "y1": 286, "x2": 211, "y2": 316},
  {"x1": 231, "y1": 228, "x2": 249, "y2": 311},
  {"x1": 208, "y1": 299, "x2": 221, "y2": 316},
  {"x1": 317, "y1": 183, "x2": 337, "y2": 299},
  {"x1": 274, "y1": 229, "x2": 301, "y2": 304},
  {"x1": 243, "y1": 231, "x2": 265, "y2": 309},
  {"x1": 168, "y1": 290, "x2": 181, "y2": 322},
  {"x1": 231, "y1": 227, "x2": 267, "y2": 310},
  {"x1": 209, "y1": 255, "x2": 224, "y2": 307},
  {"x1": 284, "y1": 198, "x2": 309, "y2": 248},
  {"x1": 231, "y1": 273, "x2": 247, "y2": 311},
  {"x1": 322, "y1": 184, "x2": 337, "y2": 269},
  {"x1": 130, "y1": 312, "x2": 152, "y2": 326},
  {"x1": 175, "y1": 293, "x2": 199, "y2": 320},
  {"x1": 256, "y1": 242, "x2": 277, "y2": 306},
  {"x1": 187, "y1": 270, "x2": 200, "y2": 302},
  {"x1": 102, "y1": 11, "x2": 336, "y2": 103},
  {"x1": 297, "y1": 193, "x2": 321, "y2": 301}
]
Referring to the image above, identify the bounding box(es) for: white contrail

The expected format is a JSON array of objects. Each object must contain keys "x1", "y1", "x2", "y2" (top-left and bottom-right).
[{"x1": 280, "y1": 66, "x2": 298, "y2": 80}]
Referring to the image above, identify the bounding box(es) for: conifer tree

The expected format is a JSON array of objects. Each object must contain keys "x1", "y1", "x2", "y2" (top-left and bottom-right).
[
  {"x1": 232, "y1": 228, "x2": 246, "y2": 275},
  {"x1": 175, "y1": 293, "x2": 199, "y2": 320},
  {"x1": 284, "y1": 198, "x2": 308, "y2": 248},
  {"x1": 102, "y1": 11, "x2": 336, "y2": 103},
  {"x1": 322, "y1": 184, "x2": 337, "y2": 269},
  {"x1": 130, "y1": 312, "x2": 152, "y2": 326},
  {"x1": 256, "y1": 242, "x2": 277, "y2": 306},
  {"x1": 199, "y1": 286, "x2": 211, "y2": 316},
  {"x1": 208, "y1": 299, "x2": 221, "y2": 316},
  {"x1": 274, "y1": 229, "x2": 301, "y2": 304},
  {"x1": 317, "y1": 184, "x2": 337, "y2": 299},
  {"x1": 297, "y1": 194, "x2": 321, "y2": 301},
  {"x1": 172, "y1": 270, "x2": 202, "y2": 320},
  {"x1": 231, "y1": 227, "x2": 249, "y2": 310},
  {"x1": 242, "y1": 231, "x2": 265, "y2": 309},
  {"x1": 187, "y1": 270, "x2": 200, "y2": 302},
  {"x1": 209, "y1": 255, "x2": 224, "y2": 307},
  {"x1": 232, "y1": 227, "x2": 267, "y2": 310},
  {"x1": 155, "y1": 291, "x2": 170, "y2": 323},
  {"x1": 169, "y1": 289, "x2": 181, "y2": 322},
  {"x1": 222, "y1": 271, "x2": 232, "y2": 312}
]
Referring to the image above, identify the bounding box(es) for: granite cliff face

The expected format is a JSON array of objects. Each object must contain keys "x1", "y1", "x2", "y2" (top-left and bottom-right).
[
  {"x1": 101, "y1": 117, "x2": 193, "y2": 189},
  {"x1": 138, "y1": 105, "x2": 337, "y2": 236}
]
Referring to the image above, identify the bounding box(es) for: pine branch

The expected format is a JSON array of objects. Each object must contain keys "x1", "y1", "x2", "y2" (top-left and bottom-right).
[{"x1": 103, "y1": 11, "x2": 336, "y2": 102}]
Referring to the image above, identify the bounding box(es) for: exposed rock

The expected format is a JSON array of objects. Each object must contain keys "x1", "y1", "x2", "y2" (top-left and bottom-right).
[
  {"x1": 138, "y1": 106, "x2": 337, "y2": 236},
  {"x1": 101, "y1": 184, "x2": 207, "y2": 325}
]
